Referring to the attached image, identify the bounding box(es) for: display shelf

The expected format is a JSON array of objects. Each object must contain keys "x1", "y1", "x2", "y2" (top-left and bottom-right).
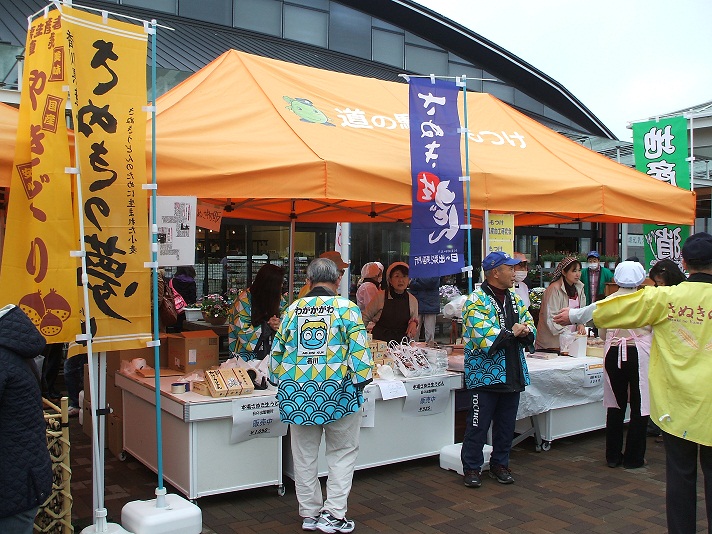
[
  {"x1": 283, "y1": 372, "x2": 461, "y2": 479},
  {"x1": 116, "y1": 373, "x2": 283, "y2": 500}
]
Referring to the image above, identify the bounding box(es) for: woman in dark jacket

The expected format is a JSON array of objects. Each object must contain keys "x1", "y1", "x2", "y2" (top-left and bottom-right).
[
  {"x1": 171, "y1": 265, "x2": 197, "y2": 331},
  {"x1": 0, "y1": 304, "x2": 52, "y2": 533},
  {"x1": 408, "y1": 276, "x2": 441, "y2": 343}
]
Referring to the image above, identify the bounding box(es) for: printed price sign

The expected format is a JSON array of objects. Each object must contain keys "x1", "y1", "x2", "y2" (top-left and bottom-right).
[
  {"x1": 230, "y1": 395, "x2": 288, "y2": 444},
  {"x1": 583, "y1": 362, "x2": 604, "y2": 388},
  {"x1": 402, "y1": 377, "x2": 449, "y2": 416},
  {"x1": 360, "y1": 386, "x2": 376, "y2": 428}
]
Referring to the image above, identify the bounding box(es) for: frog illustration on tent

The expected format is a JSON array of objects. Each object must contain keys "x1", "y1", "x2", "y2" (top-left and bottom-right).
[{"x1": 283, "y1": 96, "x2": 336, "y2": 126}]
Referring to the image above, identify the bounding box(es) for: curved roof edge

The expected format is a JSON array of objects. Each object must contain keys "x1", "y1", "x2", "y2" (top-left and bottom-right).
[{"x1": 347, "y1": 0, "x2": 617, "y2": 140}]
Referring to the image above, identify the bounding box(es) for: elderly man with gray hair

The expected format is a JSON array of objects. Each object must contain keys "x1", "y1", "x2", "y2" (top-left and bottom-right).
[{"x1": 270, "y1": 257, "x2": 373, "y2": 533}]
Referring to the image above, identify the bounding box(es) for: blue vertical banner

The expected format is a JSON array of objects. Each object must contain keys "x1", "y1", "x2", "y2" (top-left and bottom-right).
[{"x1": 408, "y1": 78, "x2": 464, "y2": 278}]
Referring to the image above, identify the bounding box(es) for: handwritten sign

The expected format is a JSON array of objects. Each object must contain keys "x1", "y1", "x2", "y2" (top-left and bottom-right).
[
  {"x1": 230, "y1": 394, "x2": 288, "y2": 444},
  {"x1": 196, "y1": 201, "x2": 223, "y2": 232},
  {"x1": 402, "y1": 377, "x2": 449, "y2": 416},
  {"x1": 376, "y1": 379, "x2": 408, "y2": 400}
]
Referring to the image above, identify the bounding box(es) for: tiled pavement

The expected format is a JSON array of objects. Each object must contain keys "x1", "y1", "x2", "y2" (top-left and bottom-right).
[{"x1": 66, "y1": 417, "x2": 709, "y2": 533}]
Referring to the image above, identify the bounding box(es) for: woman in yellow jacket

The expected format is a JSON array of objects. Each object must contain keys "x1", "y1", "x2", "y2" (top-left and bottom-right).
[{"x1": 554, "y1": 233, "x2": 712, "y2": 534}]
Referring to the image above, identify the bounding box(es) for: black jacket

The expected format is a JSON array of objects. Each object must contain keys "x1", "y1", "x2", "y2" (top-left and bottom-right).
[{"x1": 0, "y1": 305, "x2": 52, "y2": 518}]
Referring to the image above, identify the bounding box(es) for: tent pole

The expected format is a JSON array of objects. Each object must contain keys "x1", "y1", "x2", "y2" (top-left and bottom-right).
[{"x1": 288, "y1": 202, "x2": 296, "y2": 304}]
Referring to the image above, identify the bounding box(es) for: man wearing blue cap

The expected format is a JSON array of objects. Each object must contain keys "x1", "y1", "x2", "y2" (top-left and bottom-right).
[
  {"x1": 460, "y1": 251, "x2": 536, "y2": 489},
  {"x1": 580, "y1": 250, "x2": 614, "y2": 305}
]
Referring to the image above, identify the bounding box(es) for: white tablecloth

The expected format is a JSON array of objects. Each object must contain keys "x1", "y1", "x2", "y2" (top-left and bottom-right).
[{"x1": 448, "y1": 353, "x2": 603, "y2": 419}]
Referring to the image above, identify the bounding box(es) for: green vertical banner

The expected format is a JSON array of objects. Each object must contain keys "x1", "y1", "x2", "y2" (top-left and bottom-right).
[{"x1": 632, "y1": 116, "x2": 690, "y2": 270}]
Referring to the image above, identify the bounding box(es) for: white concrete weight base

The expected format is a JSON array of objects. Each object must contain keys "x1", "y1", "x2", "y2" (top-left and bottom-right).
[
  {"x1": 121, "y1": 493, "x2": 202, "y2": 534},
  {"x1": 439, "y1": 443, "x2": 493, "y2": 475},
  {"x1": 81, "y1": 523, "x2": 131, "y2": 534}
]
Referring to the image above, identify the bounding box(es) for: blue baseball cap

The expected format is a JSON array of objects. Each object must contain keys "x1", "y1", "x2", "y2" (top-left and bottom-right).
[
  {"x1": 482, "y1": 251, "x2": 521, "y2": 270},
  {"x1": 587, "y1": 250, "x2": 600, "y2": 259}
]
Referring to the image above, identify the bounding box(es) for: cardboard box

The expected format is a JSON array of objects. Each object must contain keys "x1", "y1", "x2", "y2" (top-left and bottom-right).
[
  {"x1": 107, "y1": 414, "x2": 123, "y2": 459},
  {"x1": 219, "y1": 368, "x2": 243, "y2": 396},
  {"x1": 204, "y1": 369, "x2": 229, "y2": 397},
  {"x1": 233, "y1": 368, "x2": 254, "y2": 396},
  {"x1": 192, "y1": 380, "x2": 211, "y2": 396},
  {"x1": 82, "y1": 398, "x2": 92, "y2": 438},
  {"x1": 168, "y1": 331, "x2": 220, "y2": 373}
]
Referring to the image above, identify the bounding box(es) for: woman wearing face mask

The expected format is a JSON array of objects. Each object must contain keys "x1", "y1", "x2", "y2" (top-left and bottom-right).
[
  {"x1": 512, "y1": 252, "x2": 530, "y2": 307},
  {"x1": 535, "y1": 256, "x2": 587, "y2": 352}
]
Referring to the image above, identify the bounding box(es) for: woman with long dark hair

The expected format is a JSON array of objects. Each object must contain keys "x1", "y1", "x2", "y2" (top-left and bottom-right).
[
  {"x1": 649, "y1": 259, "x2": 686, "y2": 287},
  {"x1": 535, "y1": 256, "x2": 587, "y2": 352},
  {"x1": 228, "y1": 264, "x2": 287, "y2": 361}
]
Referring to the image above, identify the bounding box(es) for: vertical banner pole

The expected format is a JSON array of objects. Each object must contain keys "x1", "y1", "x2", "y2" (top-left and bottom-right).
[
  {"x1": 148, "y1": 19, "x2": 167, "y2": 509},
  {"x1": 460, "y1": 75, "x2": 473, "y2": 293}
]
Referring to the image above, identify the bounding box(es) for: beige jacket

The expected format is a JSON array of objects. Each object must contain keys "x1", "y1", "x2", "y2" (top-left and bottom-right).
[{"x1": 535, "y1": 277, "x2": 586, "y2": 350}]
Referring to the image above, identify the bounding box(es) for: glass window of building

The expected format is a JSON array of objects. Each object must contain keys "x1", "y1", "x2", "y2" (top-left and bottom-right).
[
  {"x1": 283, "y1": 4, "x2": 328, "y2": 47},
  {"x1": 483, "y1": 80, "x2": 514, "y2": 104},
  {"x1": 329, "y1": 3, "x2": 371, "y2": 59},
  {"x1": 406, "y1": 44, "x2": 448, "y2": 77},
  {"x1": 123, "y1": 0, "x2": 177, "y2": 14},
  {"x1": 515, "y1": 89, "x2": 544, "y2": 115},
  {"x1": 372, "y1": 29, "x2": 404, "y2": 68},
  {"x1": 234, "y1": 0, "x2": 282, "y2": 36},
  {"x1": 179, "y1": 0, "x2": 232, "y2": 25},
  {"x1": 287, "y1": 0, "x2": 328, "y2": 8},
  {"x1": 448, "y1": 61, "x2": 483, "y2": 92}
]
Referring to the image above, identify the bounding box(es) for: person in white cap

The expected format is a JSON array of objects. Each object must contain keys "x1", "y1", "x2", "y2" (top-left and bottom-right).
[
  {"x1": 597, "y1": 261, "x2": 652, "y2": 469},
  {"x1": 355, "y1": 262, "x2": 382, "y2": 312},
  {"x1": 554, "y1": 233, "x2": 712, "y2": 534}
]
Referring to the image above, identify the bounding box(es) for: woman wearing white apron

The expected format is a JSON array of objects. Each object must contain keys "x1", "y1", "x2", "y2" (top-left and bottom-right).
[{"x1": 599, "y1": 261, "x2": 652, "y2": 469}]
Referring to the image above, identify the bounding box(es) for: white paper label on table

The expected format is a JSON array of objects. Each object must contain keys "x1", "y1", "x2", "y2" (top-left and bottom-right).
[
  {"x1": 230, "y1": 395, "x2": 288, "y2": 444},
  {"x1": 188, "y1": 349, "x2": 197, "y2": 364},
  {"x1": 583, "y1": 362, "x2": 604, "y2": 387},
  {"x1": 402, "y1": 377, "x2": 449, "y2": 416},
  {"x1": 375, "y1": 379, "x2": 407, "y2": 400},
  {"x1": 360, "y1": 387, "x2": 376, "y2": 428}
]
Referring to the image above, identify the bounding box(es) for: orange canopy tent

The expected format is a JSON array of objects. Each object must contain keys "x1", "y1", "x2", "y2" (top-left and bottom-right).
[
  {"x1": 2, "y1": 50, "x2": 695, "y2": 226},
  {"x1": 148, "y1": 50, "x2": 695, "y2": 226}
]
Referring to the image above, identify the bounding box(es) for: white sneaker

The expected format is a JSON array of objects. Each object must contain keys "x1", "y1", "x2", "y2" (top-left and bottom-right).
[
  {"x1": 302, "y1": 516, "x2": 319, "y2": 531},
  {"x1": 316, "y1": 511, "x2": 355, "y2": 533}
]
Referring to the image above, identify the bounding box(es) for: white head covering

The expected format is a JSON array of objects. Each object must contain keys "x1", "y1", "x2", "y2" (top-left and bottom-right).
[
  {"x1": 614, "y1": 261, "x2": 646, "y2": 288},
  {"x1": 374, "y1": 262, "x2": 384, "y2": 274},
  {"x1": 360, "y1": 262, "x2": 381, "y2": 280}
]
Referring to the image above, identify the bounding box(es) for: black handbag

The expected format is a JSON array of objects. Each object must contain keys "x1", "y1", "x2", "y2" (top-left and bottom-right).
[{"x1": 253, "y1": 321, "x2": 275, "y2": 360}]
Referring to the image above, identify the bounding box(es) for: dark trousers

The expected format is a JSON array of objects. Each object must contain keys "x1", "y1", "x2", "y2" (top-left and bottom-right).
[
  {"x1": 663, "y1": 432, "x2": 712, "y2": 534},
  {"x1": 604, "y1": 346, "x2": 648, "y2": 468},
  {"x1": 64, "y1": 353, "x2": 88, "y2": 408},
  {"x1": 461, "y1": 389, "x2": 520, "y2": 471}
]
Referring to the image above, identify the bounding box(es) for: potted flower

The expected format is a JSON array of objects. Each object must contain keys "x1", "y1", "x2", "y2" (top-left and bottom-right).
[
  {"x1": 224, "y1": 287, "x2": 240, "y2": 306},
  {"x1": 439, "y1": 284, "x2": 462, "y2": 309},
  {"x1": 198, "y1": 294, "x2": 230, "y2": 325},
  {"x1": 541, "y1": 253, "x2": 558, "y2": 269},
  {"x1": 602, "y1": 255, "x2": 618, "y2": 269},
  {"x1": 528, "y1": 286, "x2": 546, "y2": 325}
]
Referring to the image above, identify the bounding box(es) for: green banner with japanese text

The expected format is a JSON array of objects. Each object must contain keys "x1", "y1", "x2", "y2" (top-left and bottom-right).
[{"x1": 633, "y1": 116, "x2": 690, "y2": 271}]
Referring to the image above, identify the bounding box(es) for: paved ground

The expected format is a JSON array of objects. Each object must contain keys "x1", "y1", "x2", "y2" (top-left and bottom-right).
[{"x1": 66, "y1": 416, "x2": 709, "y2": 533}]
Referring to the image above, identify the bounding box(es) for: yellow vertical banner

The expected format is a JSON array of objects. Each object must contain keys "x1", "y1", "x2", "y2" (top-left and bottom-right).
[
  {"x1": 0, "y1": 8, "x2": 81, "y2": 343},
  {"x1": 62, "y1": 6, "x2": 151, "y2": 355},
  {"x1": 487, "y1": 213, "x2": 514, "y2": 255}
]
